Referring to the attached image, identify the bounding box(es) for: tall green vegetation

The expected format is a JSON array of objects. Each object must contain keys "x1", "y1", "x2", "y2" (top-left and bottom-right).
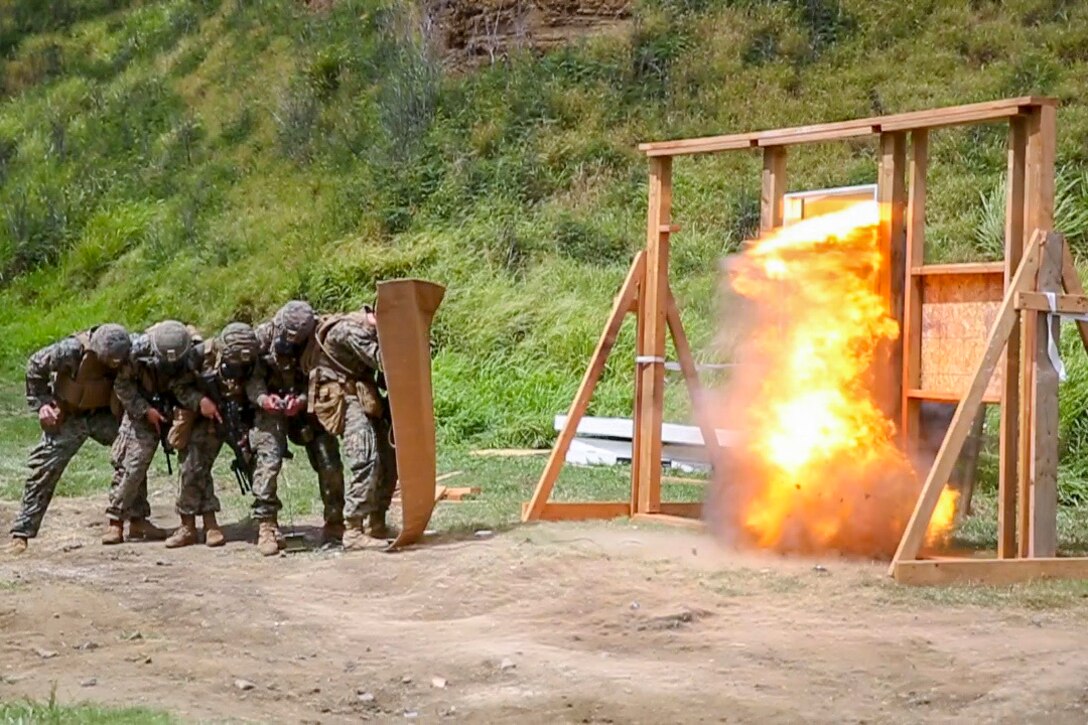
[{"x1": 2, "y1": 0, "x2": 1088, "y2": 494}]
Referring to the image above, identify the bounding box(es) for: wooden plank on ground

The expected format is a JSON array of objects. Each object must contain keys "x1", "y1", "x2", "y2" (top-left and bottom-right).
[
  {"x1": 662, "y1": 476, "x2": 708, "y2": 486},
  {"x1": 471, "y1": 449, "x2": 548, "y2": 458},
  {"x1": 889, "y1": 230, "x2": 1045, "y2": 572},
  {"x1": 893, "y1": 557, "x2": 1088, "y2": 586},
  {"x1": 522, "y1": 252, "x2": 644, "y2": 522},
  {"x1": 1000, "y1": 115, "x2": 1027, "y2": 559},
  {"x1": 439, "y1": 487, "x2": 481, "y2": 502}
]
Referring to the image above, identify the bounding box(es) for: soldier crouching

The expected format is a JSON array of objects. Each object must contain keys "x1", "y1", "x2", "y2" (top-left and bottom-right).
[
  {"x1": 251, "y1": 301, "x2": 346, "y2": 556},
  {"x1": 303, "y1": 305, "x2": 397, "y2": 550},
  {"x1": 164, "y1": 322, "x2": 266, "y2": 548},
  {"x1": 8, "y1": 325, "x2": 137, "y2": 553},
  {"x1": 104, "y1": 321, "x2": 208, "y2": 545}
]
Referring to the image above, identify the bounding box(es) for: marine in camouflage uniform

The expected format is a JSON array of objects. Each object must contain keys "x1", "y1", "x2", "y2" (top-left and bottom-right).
[
  {"x1": 8, "y1": 325, "x2": 140, "y2": 554},
  {"x1": 303, "y1": 305, "x2": 397, "y2": 550},
  {"x1": 251, "y1": 301, "x2": 345, "y2": 556},
  {"x1": 105, "y1": 321, "x2": 208, "y2": 545},
  {"x1": 164, "y1": 323, "x2": 268, "y2": 549}
]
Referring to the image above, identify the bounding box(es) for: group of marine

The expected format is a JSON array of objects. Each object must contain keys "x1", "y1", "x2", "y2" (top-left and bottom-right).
[{"x1": 7, "y1": 300, "x2": 396, "y2": 556}]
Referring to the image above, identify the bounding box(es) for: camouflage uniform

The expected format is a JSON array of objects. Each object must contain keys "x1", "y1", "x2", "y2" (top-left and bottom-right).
[
  {"x1": 304, "y1": 306, "x2": 396, "y2": 547},
  {"x1": 10, "y1": 326, "x2": 139, "y2": 544},
  {"x1": 165, "y1": 324, "x2": 268, "y2": 548},
  {"x1": 252, "y1": 305, "x2": 345, "y2": 535},
  {"x1": 107, "y1": 324, "x2": 203, "y2": 529},
  {"x1": 175, "y1": 414, "x2": 222, "y2": 517}
]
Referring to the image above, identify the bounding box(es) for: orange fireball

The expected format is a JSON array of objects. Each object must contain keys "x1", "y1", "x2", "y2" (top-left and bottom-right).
[{"x1": 714, "y1": 202, "x2": 955, "y2": 557}]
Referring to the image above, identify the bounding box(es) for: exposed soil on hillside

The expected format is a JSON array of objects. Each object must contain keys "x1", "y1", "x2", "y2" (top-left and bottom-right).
[
  {"x1": 431, "y1": 0, "x2": 631, "y2": 66},
  {"x1": 2, "y1": 495, "x2": 1088, "y2": 723}
]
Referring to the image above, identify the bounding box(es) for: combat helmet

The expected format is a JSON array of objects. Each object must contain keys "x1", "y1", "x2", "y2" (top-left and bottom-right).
[
  {"x1": 219, "y1": 322, "x2": 259, "y2": 365},
  {"x1": 148, "y1": 320, "x2": 192, "y2": 364},
  {"x1": 272, "y1": 300, "x2": 316, "y2": 357},
  {"x1": 88, "y1": 324, "x2": 131, "y2": 368}
]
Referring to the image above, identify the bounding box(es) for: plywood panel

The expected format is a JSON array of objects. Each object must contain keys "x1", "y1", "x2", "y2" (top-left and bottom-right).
[
  {"x1": 919, "y1": 272, "x2": 1005, "y2": 400},
  {"x1": 377, "y1": 279, "x2": 446, "y2": 550}
]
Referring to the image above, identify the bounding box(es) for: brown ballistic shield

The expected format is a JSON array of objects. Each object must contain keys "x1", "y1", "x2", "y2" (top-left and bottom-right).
[{"x1": 376, "y1": 279, "x2": 445, "y2": 549}]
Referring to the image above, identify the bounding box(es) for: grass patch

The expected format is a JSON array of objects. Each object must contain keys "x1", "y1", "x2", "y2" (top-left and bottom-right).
[
  {"x1": 872, "y1": 577, "x2": 1088, "y2": 611},
  {"x1": 0, "y1": 698, "x2": 173, "y2": 725}
]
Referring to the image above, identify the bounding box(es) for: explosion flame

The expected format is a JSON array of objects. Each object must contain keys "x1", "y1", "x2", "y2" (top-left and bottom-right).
[{"x1": 713, "y1": 202, "x2": 956, "y2": 557}]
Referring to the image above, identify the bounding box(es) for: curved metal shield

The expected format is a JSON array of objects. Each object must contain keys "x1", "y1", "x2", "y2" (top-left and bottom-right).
[{"x1": 376, "y1": 279, "x2": 445, "y2": 549}]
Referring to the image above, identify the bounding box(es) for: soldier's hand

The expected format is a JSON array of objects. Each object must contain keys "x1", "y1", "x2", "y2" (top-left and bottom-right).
[
  {"x1": 199, "y1": 396, "x2": 222, "y2": 423},
  {"x1": 260, "y1": 394, "x2": 283, "y2": 413},
  {"x1": 38, "y1": 403, "x2": 60, "y2": 429},
  {"x1": 146, "y1": 407, "x2": 166, "y2": 434},
  {"x1": 285, "y1": 396, "x2": 305, "y2": 417}
]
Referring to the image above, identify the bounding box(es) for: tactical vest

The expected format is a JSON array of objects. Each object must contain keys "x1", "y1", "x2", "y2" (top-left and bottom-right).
[
  {"x1": 53, "y1": 331, "x2": 119, "y2": 414},
  {"x1": 304, "y1": 311, "x2": 383, "y2": 436}
]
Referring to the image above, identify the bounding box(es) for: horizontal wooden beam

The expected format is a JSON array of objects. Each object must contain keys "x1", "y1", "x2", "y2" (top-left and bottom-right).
[
  {"x1": 910, "y1": 262, "x2": 1006, "y2": 276},
  {"x1": 631, "y1": 513, "x2": 705, "y2": 531},
  {"x1": 893, "y1": 557, "x2": 1088, "y2": 586},
  {"x1": 1017, "y1": 291, "x2": 1088, "y2": 314},
  {"x1": 659, "y1": 502, "x2": 702, "y2": 518},
  {"x1": 658, "y1": 224, "x2": 681, "y2": 233},
  {"x1": 906, "y1": 389, "x2": 1001, "y2": 404},
  {"x1": 521, "y1": 501, "x2": 630, "y2": 521},
  {"x1": 639, "y1": 97, "x2": 1057, "y2": 157}
]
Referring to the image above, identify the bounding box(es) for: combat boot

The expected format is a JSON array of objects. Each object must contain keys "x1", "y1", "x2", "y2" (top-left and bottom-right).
[
  {"x1": 256, "y1": 519, "x2": 280, "y2": 557},
  {"x1": 363, "y1": 512, "x2": 390, "y2": 540},
  {"x1": 8, "y1": 536, "x2": 27, "y2": 555},
  {"x1": 165, "y1": 515, "x2": 197, "y2": 548},
  {"x1": 101, "y1": 519, "x2": 124, "y2": 545},
  {"x1": 322, "y1": 520, "x2": 345, "y2": 544},
  {"x1": 129, "y1": 518, "x2": 168, "y2": 541},
  {"x1": 343, "y1": 518, "x2": 385, "y2": 551},
  {"x1": 202, "y1": 513, "x2": 225, "y2": 548}
]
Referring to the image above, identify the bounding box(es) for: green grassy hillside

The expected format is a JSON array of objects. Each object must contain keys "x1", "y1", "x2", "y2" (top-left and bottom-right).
[{"x1": 3, "y1": 0, "x2": 1088, "y2": 491}]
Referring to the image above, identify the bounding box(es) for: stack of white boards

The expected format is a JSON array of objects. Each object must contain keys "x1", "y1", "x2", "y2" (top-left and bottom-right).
[{"x1": 556, "y1": 415, "x2": 735, "y2": 472}]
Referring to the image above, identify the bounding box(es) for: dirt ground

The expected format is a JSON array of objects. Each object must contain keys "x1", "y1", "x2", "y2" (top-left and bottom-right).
[{"x1": 2, "y1": 497, "x2": 1088, "y2": 724}]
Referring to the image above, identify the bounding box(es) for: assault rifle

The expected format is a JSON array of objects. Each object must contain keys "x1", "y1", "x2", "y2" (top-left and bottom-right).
[
  {"x1": 148, "y1": 393, "x2": 175, "y2": 475},
  {"x1": 199, "y1": 374, "x2": 255, "y2": 495}
]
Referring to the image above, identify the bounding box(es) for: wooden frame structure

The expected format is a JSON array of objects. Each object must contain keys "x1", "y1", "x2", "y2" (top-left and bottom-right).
[{"x1": 524, "y1": 97, "x2": 1088, "y2": 584}]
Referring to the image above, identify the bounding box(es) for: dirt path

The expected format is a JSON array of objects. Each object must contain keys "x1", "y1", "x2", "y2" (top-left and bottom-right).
[{"x1": 2, "y1": 496, "x2": 1088, "y2": 724}]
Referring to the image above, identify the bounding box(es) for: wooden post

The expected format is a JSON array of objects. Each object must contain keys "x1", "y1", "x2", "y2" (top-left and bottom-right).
[
  {"x1": 1018, "y1": 105, "x2": 1057, "y2": 556},
  {"x1": 901, "y1": 130, "x2": 927, "y2": 453},
  {"x1": 878, "y1": 132, "x2": 908, "y2": 425},
  {"x1": 761, "y1": 147, "x2": 787, "y2": 232},
  {"x1": 998, "y1": 116, "x2": 1027, "y2": 558},
  {"x1": 890, "y1": 231, "x2": 1045, "y2": 570},
  {"x1": 523, "y1": 253, "x2": 645, "y2": 522},
  {"x1": 665, "y1": 291, "x2": 723, "y2": 471},
  {"x1": 1030, "y1": 232, "x2": 1063, "y2": 557},
  {"x1": 1061, "y1": 244, "x2": 1088, "y2": 354},
  {"x1": 633, "y1": 157, "x2": 672, "y2": 515}
]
